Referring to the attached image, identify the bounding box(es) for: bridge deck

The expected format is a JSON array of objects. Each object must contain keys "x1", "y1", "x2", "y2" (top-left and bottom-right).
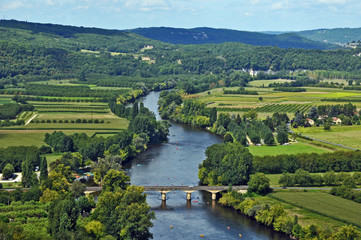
[{"x1": 85, "y1": 185, "x2": 248, "y2": 192}]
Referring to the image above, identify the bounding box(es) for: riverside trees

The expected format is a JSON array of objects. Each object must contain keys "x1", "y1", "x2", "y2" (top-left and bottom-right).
[{"x1": 198, "y1": 142, "x2": 253, "y2": 185}]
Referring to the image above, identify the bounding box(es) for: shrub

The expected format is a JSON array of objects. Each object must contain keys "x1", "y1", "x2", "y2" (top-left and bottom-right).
[
  {"x1": 46, "y1": 120, "x2": 51, "y2": 123},
  {"x1": 52, "y1": 120, "x2": 57, "y2": 123}
]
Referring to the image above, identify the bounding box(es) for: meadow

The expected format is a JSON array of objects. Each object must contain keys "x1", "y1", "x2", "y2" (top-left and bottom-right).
[
  {"x1": 293, "y1": 125, "x2": 361, "y2": 150},
  {"x1": 248, "y1": 142, "x2": 332, "y2": 157},
  {"x1": 0, "y1": 129, "x2": 119, "y2": 147},
  {"x1": 269, "y1": 191, "x2": 361, "y2": 228}
]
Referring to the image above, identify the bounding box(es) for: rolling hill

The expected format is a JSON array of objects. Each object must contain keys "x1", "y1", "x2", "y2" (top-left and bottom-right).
[
  {"x1": 297, "y1": 27, "x2": 361, "y2": 46},
  {"x1": 129, "y1": 27, "x2": 336, "y2": 49}
]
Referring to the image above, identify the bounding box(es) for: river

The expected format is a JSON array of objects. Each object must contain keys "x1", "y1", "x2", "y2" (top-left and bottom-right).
[{"x1": 123, "y1": 91, "x2": 289, "y2": 240}]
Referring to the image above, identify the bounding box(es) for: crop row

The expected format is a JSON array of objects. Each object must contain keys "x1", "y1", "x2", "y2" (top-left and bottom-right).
[
  {"x1": 37, "y1": 109, "x2": 109, "y2": 113},
  {"x1": 35, "y1": 106, "x2": 108, "y2": 110},
  {"x1": 270, "y1": 191, "x2": 361, "y2": 228},
  {"x1": 17, "y1": 111, "x2": 34, "y2": 122},
  {"x1": 32, "y1": 119, "x2": 106, "y2": 124},
  {"x1": 255, "y1": 104, "x2": 311, "y2": 113}
]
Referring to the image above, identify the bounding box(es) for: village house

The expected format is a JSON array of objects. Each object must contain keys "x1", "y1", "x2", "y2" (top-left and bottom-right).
[
  {"x1": 306, "y1": 118, "x2": 315, "y2": 126},
  {"x1": 332, "y1": 117, "x2": 342, "y2": 125}
]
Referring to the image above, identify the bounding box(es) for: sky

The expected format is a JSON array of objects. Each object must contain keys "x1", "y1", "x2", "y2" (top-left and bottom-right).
[{"x1": 0, "y1": 0, "x2": 360, "y2": 32}]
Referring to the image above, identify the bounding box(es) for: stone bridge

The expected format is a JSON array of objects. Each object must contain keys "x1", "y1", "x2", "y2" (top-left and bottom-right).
[{"x1": 85, "y1": 185, "x2": 248, "y2": 201}]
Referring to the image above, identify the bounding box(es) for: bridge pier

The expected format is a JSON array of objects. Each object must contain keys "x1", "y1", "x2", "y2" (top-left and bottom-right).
[
  {"x1": 184, "y1": 190, "x2": 195, "y2": 200},
  {"x1": 208, "y1": 190, "x2": 221, "y2": 200},
  {"x1": 160, "y1": 191, "x2": 170, "y2": 201}
]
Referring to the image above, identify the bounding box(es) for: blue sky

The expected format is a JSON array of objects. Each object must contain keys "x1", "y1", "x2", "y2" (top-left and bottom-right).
[{"x1": 0, "y1": 0, "x2": 360, "y2": 31}]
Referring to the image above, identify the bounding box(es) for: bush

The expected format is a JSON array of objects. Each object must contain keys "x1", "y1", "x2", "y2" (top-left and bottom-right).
[
  {"x1": 58, "y1": 120, "x2": 63, "y2": 123},
  {"x1": 46, "y1": 120, "x2": 51, "y2": 123},
  {"x1": 64, "y1": 120, "x2": 69, "y2": 123},
  {"x1": 2, "y1": 163, "x2": 15, "y2": 179},
  {"x1": 88, "y1": 119, "x2": 93, "y2": 123},
  {"x1": 39, "y1": 145, "x2": 52, "y2": 154},
  {"x1": 76, "y1": 119, "x2": 81, "y2": 123},
  {"x1": 248, "y1": 173, "x2": 271, "y2": 194},
  {"x1": 82, "y1": 119, "x2": 87, "y2": 123}
]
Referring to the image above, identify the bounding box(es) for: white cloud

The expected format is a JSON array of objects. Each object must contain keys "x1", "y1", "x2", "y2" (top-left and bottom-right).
[
  {"x1": 0, "y1": 1, "x2": 27, "y2": 11},
  {"x1": 317, "y1": 0, "x2": 347, "y2": 4},
  {"x1": 270, "y1": 1, "x2": 288, "y2": 10},
  {"x1": 125, "y1": 0, "x2": 170, "y2": 11}
]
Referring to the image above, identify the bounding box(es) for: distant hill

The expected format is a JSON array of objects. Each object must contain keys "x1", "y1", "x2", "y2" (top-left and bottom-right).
[
  {"x1": 129, "y1": 27, "x2": 335, "y2": 49},
  {"x1": 0, "y1": 19, "x2": 126, "y2": 37},
  {"x1": 297, "y1": 28, "x2": 361, "y2": 45}
]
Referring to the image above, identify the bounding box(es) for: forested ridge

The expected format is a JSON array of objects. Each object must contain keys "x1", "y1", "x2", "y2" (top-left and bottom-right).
[{"x1": 1, "y1": 19, "x2": 361, "y2": 91}]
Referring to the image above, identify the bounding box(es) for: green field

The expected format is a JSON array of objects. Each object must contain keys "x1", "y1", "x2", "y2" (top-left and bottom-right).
[
  {"x1": 197, "y1": 86, "x2": 361, "y2": 115},
  {"x1": 0, "y1": 129, "x2": 122, "y2": 148},
  {"x1": 0, "y1": 95, "x2": 14, "y2": 104},
  {"x1": 248, "y1": 142, "x2": 332, "y2": 157},
  {"x1": 270, "y1": 191, "x2": 361, "y2": 228},
  {"x1": 248, "y1": 79, "x2": 295, "y2": 87},
  {"x1": 294, "y1": 125, "x2": 361, "y2": 150}
]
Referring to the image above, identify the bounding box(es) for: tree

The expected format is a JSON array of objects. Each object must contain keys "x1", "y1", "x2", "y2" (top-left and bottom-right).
[
  {"x1": 48, "y1": 199, "x2": 80, "y2": 239},
  {"x1": 70, "y1": 180, "x2": 86, "y2": 198},
  {"x1": 94, "y1": 187, "x2": 155, "y2": 239},
  {"x1": 91, "y1": 156, "x2": 122, "y2": 185},
  {"x1": 102, "y1": 169, "x2": 130, "y2": 192},
  {"x1": 39, "y1": 157, "x2": 48, "y2": 182},
  {"x1": 223, "y1": 133, "x2": 233, "y2": 143},
  {"x1": 21, "y1": 159, "x2": 38, "y2": 188},
  {"x1": 276, "y1": 130, "x2": 288, "y2": 145},
  {"x1": 198, "y1": 142, "x2": 253, "y2": 186},
  {"x1": 248, "y1": 173, "x2": 271, "y2": 194},
  {"x1": 263, "y1": 132, "x2": 275, "y2": 145},
  {"x1": 2, "y1": 163, "x2": 14, "y2": 179},
  {"x1": 324, "y1": 123, "x2": 331, "y2": 130},
  {"x1": 307, "y1": 107, "x2": 318, "y2": 120},
  {"x1": 279, "y1": 173, "x2": 294, "y2": 187},
  {"x1": 323, "y1": 171, "x2": 337, "y2": 186},
  {"x1": 209, "y1": 107, "x2": 217, "y2": 125},
  {"x1": 333, "y1": 225, "x2": 361, "y2": 240}
]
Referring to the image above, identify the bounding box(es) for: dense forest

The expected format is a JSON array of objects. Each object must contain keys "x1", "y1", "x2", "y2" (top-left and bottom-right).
[{"x1": 1, "y1": 20, "x2": 361, "y2": 95}]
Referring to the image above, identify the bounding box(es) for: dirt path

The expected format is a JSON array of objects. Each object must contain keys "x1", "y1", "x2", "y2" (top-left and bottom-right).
[{"x1": 25, "y1": 114, "x2": 37, "y2": 125}]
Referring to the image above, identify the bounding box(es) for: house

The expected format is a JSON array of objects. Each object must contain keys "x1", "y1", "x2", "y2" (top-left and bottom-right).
[
  {"x1": 318, "y1": 115, "x2": 328, "y2": 120},
  {"x1": 332, "y1": 117, "x2": 342, "y2": 125},
  {"x1": 306, "y1": 118, "x2": 315, "y2": 126}
]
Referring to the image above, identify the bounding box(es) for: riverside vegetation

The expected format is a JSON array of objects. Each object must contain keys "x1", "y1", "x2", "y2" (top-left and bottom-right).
[{"x1": 1, "y1": 19, "x2": 361, "y2": 239}]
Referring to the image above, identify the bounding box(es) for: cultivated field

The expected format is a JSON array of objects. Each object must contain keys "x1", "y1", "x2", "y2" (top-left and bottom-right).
[
  {"x1": 248, "y1": 79, "x2": 295, "y2": 87},
  {"x1": 197, "y1": 86, "x2": 361, "y2": 118},
  {"x1": 0, "y1": 129, "x2": 119, "y2": 148},
  {"x1": 270, "y1": 191, "x2": 361, "y2": 228},
  {"x1": 0, "y1": 99, "x2": 129, "y2": 147}
]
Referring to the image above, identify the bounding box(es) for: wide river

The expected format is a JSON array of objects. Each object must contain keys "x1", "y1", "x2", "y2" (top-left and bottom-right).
[{"x1": 123, "y1": 91, "x2": 289, "y2": 240}]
